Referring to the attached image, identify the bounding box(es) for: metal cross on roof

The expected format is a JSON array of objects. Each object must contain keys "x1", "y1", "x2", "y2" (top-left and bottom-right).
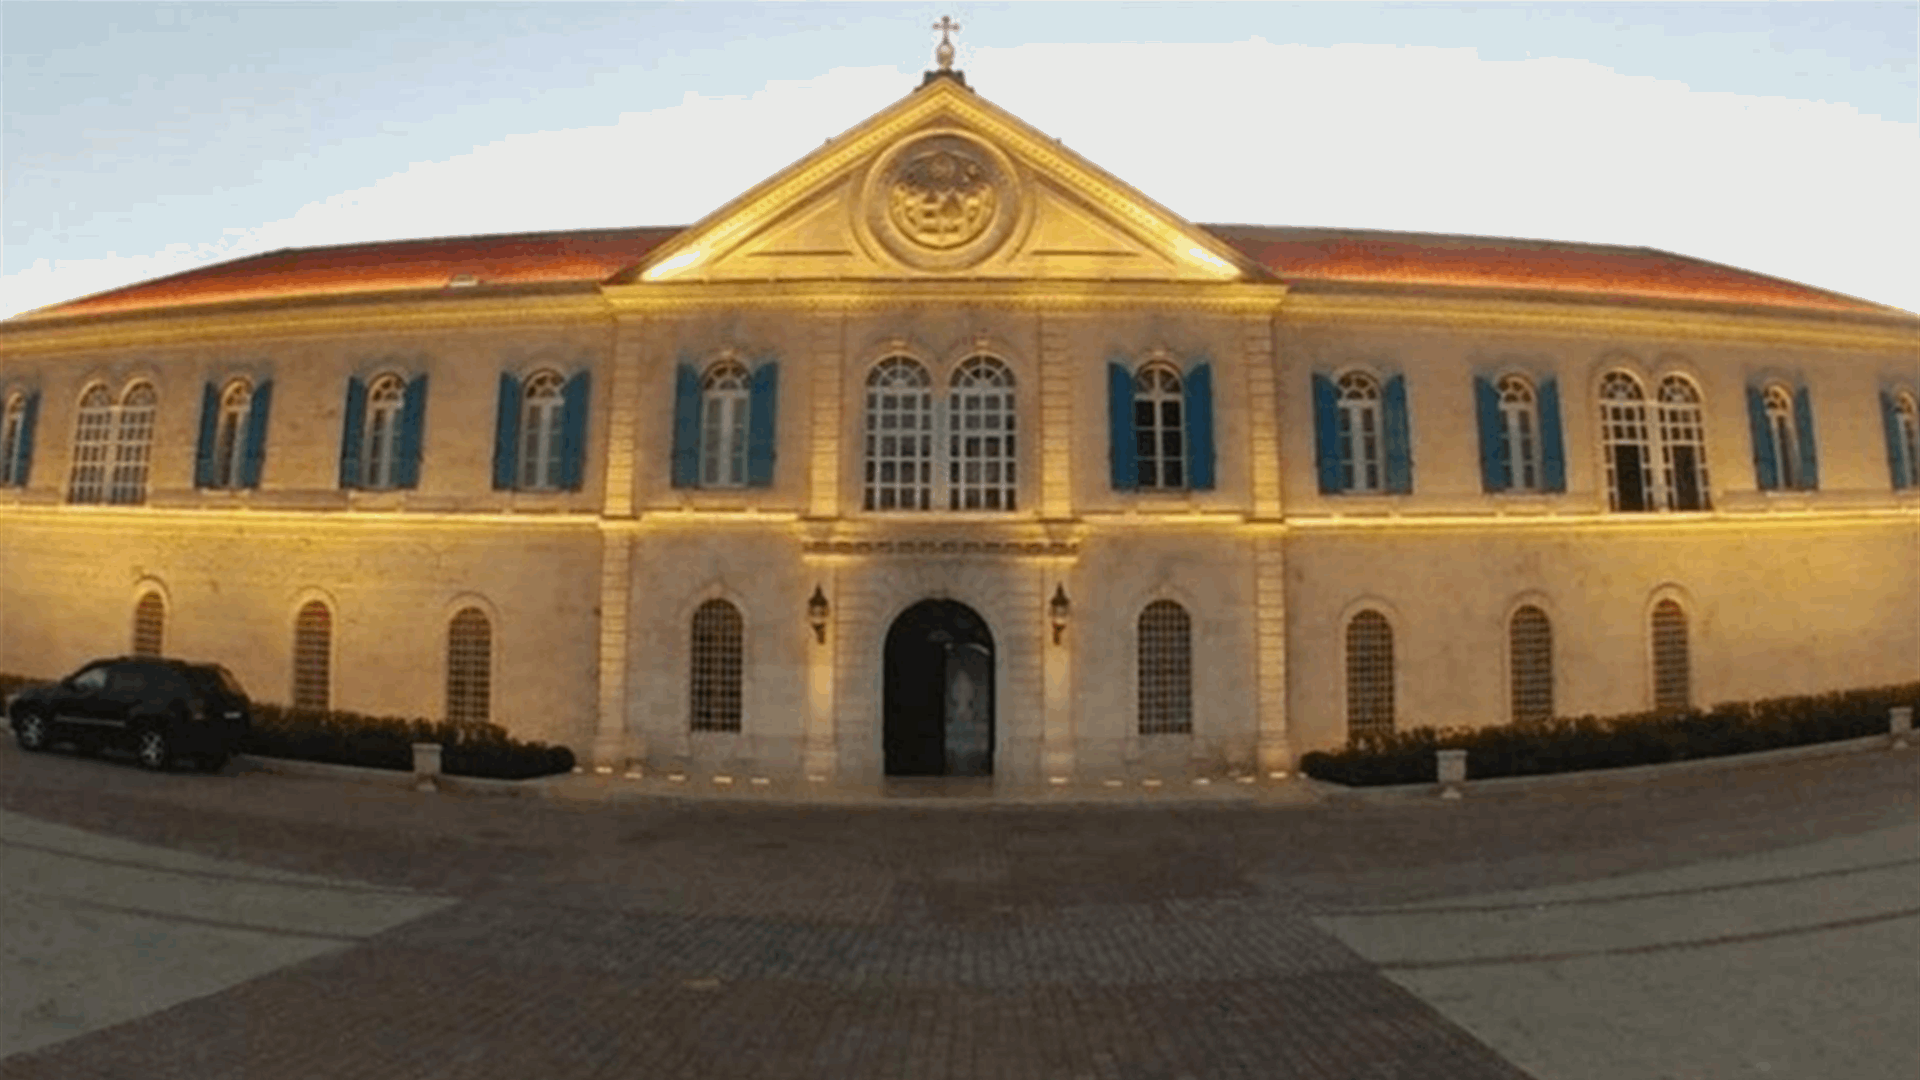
[{"x1": 933, "y1": 16, "x2": 960, "y2": 71}]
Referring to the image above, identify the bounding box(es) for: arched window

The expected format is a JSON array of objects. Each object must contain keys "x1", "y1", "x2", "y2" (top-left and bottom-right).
[
  {"x1": 1133, "y1": 365, "x2": 1185, "y2": 490},
  {"x1": 212, "y1": 381, "x2": 252, "y2": 489},
  {"x1": 445, "y1": 607, "x2": 491, "y2": 725},
  {"x1": 1651, "y1": 599, "x2": 1690, "y2": 712},
  {"x1": 863, "y1": 357, "x2": 934, "y2": 511},
  {"x1": 699, "y1": 361, "x2": 751, "y2": 487},
  {"x1": 689, "y1": 599, "x2": 743, "y2": 732},
  {"x1": 105, "y1": 382, "x2": 158, "y2": 505},
  {"x1": 1137, "y1": 600, "x2": 1193, "y2": 735},
  {"x1": 518, "y1": 370, "x2": 566, "y2": 490},
  {"x1": 1892, "y1": 391, "x2": 1919, "y2": 490},
  {"x1": 67, "y1": 385, "x2": 114, "y2": 503},
  {"x1": 292, "y1": 601, "x2": 332, "y2": 712},
  {"x1": 362, "y1": 374, "x2": 407, "y2": 490},
  {"x1": 1498, "y1": 375, "x2": 1542, "y2": 492},
  {"x1": 1760, "y1": 385, "x2": 1799, "y2": 491},
  {"x1": 947, "y1": 356, "x2": 1016, "y2": 510},
  {"x1": 1345, "y1": 610, "x2": 1394, "y2": 739},
  {"x1": 1509, "y1": 605, "x2": 1553, "y2": 723},
  {"x1": 1657, "y1": 376, "x2": 1711, "y2": 511},
  {"x1": 1337, "y1": 373, "x2": 1383, "y2": 493},
  {"x1": 1599, "y1": 371, "x2": 1652, "y2": 512},
  {"x1": 132, "y1": 591, "x2": 166, "y2": 657},
  {"x1": 0, "y1": 393, "x2": 28, "y2": 487}
]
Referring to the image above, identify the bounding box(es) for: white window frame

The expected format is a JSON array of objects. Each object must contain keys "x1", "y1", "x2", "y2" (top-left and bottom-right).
[
  {"x1": 0, "y1": 394, "x2": 23, "y2": 486},
  {"x1": 519, "y1": 370, "x2": 566, "y2": 491},
  {"x1": 1497, "y1": 375, "x2": 1542, "y2": 492},
  {"x1": 1599, "y1": 371, "x2": 1652, "y2": 512},
  {"x1": 946, "y1": 356, "x2": 1017, "y2": 511},
  {"x1": 107, "y1": 383, "x2": 157, "y2": 506},
  {"x1": 863, "y1": 356, "x2": 936, "y2": 511},
  {"x1": 1656, "y1": 375, "x2": 1711, "y2": 511},
  {"x1": 1337, "y1": 372, "x2": 1383, "y2": 493},
  {"x1": 1600, "y1": 370, "x2": 1712, "y2": 512},
  {"x1": 1762, "y1": 384, "x2": 1798, "y2": 490},
  {"x1": 67, "y1": 385, "x2": 115, "y2": 504},
  {"x1": 362, "y1": 374, "x2": 406, "y2": 490},
  {"x1": 1133, "y1": 364, "x2": 1186, "y2": 491},
  {"x1": 213, "y1": 380, "x2": 251, "y2": 489},
  {"x1": 699, "y1": 361, "x2": 751, "y2": 488}
]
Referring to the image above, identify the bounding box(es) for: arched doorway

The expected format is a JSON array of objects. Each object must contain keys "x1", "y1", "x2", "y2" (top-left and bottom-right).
[{"x1": 884, "y1": 599, "x2": 994, "y2": 777}]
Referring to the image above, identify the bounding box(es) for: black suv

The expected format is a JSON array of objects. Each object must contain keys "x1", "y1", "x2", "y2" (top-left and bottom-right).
[{"x1": 6, "y1": 657, "x2": 253, "y2": 771}]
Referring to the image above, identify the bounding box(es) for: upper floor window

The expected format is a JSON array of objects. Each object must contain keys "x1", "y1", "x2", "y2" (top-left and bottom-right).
[
  {"x1": 1345, "y1": 610, "x2": 1395, "y2": 740},
  {"x1": 1475, "y1": 374, "x2": 1566, "y2": 493},
  {"x1": 670, "y1": 358, "x2": 776, "y2": 490},
  {"x1": 690, "y1": 599, "x2": 744, "y2": 732},
  {"x1": 1655, "y1": 376, "x2": 1711, "y2": 511},
  {"x1": 494, "y1": 368, "x2": 591, "y2": 492},
  {"x1": 1137, "y1": 600, "x2": 1193, "y2": 735},
  {"x1": 341, "y1": 373, "x2": 427, "y2": 491},
  {"x1": 214, "y1": 382, "x2": 250, "y2": 488},
  {"x1": 0, "y1": 390, "x2": 37, "y2": 488},
  {"x1": 445, "y1": 607, "x2": 491, "y2": 725},
  {"x1": 1747, "y1": 381, "x2": 1819, "y2": 492},
  {"x1": 69, "y1": 382, "x2": 157, "y2": 505},
  {"x1": 1599, "y1": 371, "x2": 1711, "y2": 512},
  {"x1": 862, "y1": 356, "x2": 936, "y2": 511},
  {"x1": 194, "y1": 378, "x2": 273, "y2": 490},
  {"x1": 1880, "y1": 389, "x2": 1919, "y2": 491},
  {"x1": 1314, "y1": 371, "x2": 1412, "y2": 495},
  {"x1": 947, "y1": 356, "x2": 1017, "y2": 510},
  {"x1": 1108, "y1": 359, "x2": 1216, "y2": 492},
  {"x1": 132, "y1": 590, "x2": 166, "y2": 657}
]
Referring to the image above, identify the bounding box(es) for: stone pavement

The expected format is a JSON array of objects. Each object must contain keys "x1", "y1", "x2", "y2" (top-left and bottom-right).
[{"x1": 1, "y1": 740, "x2": 1914, "y2": 1079}]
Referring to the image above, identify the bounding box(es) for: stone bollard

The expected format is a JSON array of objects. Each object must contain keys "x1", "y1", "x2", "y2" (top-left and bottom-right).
[
  {"x1": 1891, "y1": 706, "x2": 1913, "y2": 751},
  {"x1": 412, "y1": 742, "x2": 443, "y2": 793},
  {"x1": 1436, "y1": 749, "x2": 1467, "y2": 800}
]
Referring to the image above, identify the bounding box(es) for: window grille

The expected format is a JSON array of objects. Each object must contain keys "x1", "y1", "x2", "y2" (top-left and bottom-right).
[
  {"x1": 1651, "y1": 599, "x2": 1690, "y2": 712},
  {"x1": 1599, "y1": 371, "x2": 1652, "y2": 511},
  {"x1": 519, "y1": 371, "x2": 566, "y2": 490},
  {"x1": 1137, "y1": 600, "x2": 1193, "y2": 735},
  {"x1": 214, "y1": 381, "x2": 251, "y2": 489},
  {"x1": 1498, "y1": 375, "x2": 1542, "y2": 492},
  {"x1": 292, "y1": 601, "x2": 332, "y2": 712},
  {"x1": 1345, "y1": 610, "x2": 1394, "y2": 739},
  {"x1": 132, "y1": 592, "x2": 165, "y2": 657},
  {"x1": 363, "y1": 375, "x2": 406, "y2": 489},
  {"x1": 1509, "y1": 605, "x2": 1553, "y2": 723},
  {"x1": 67, "y1": 385, "x2": 114, "y2": 503},
  {"x1": 689, "y1": 599, "x2": 743, "y2": 732},
  {"x1": 863, "y1": 357, "x2": 934, "y2": 511},
  {"x1": 947, "y1": 356, "x2": 1016, "y2": 510},
  {"x1": 1133, "y1": 365, "x2": 1185, "y2": 489},
  {"x1": 1657, "y1": 376, "x2": 1711, "y2": 510},
  {"x1": 445, "y1": 607, "x2": 491, "y2": 725},
  {"x1": 699, "y1": 361, "x2": 751, "y2": 487},
  {"x1": 1337, "y1": 373, "x2": 1383, "y2": 493},
  {"x1": 104, "y1": 383, "x2": 157, "y2": 506}
]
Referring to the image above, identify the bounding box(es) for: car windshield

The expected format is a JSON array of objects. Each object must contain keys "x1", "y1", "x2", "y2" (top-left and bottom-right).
[{"x1": 187, "y1": 665, "x2": 247, "y2": 698}]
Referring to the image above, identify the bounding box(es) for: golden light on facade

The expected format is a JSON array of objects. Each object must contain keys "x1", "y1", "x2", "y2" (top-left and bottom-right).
[{"x1": 644, "y1": 249, "x2": 705, "y2": 280}]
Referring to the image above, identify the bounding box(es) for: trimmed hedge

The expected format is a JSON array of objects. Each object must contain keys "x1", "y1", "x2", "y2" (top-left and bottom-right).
[
  {"x1": 1302, "y1": 682, "x2": 1920, "y2": 787},
  {"x1": 243, "y1": 702, "x2": 576, "y2": 780}
]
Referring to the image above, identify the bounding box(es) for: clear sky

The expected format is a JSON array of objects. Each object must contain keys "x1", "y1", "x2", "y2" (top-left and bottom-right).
[{"x1": 5, "y1": 1, "x2": 1916, "y2": 316}]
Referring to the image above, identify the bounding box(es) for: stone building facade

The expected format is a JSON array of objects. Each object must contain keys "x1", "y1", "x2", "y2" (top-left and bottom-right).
[{"x1": 3, "y1": 71, "x2": 1916, "y2": 785}]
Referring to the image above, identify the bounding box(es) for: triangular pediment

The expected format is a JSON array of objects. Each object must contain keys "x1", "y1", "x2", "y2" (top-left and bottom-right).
[{"x1": 622, "y1": 75, "x2": 1267, "y2": 285}]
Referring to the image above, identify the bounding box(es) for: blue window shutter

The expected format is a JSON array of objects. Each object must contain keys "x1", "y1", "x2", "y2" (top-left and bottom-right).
[
  {"x1": 746, "y1": 362, "x2": 779, "y2": 488},
  {"x1": 1881, "y1": 391, "x2": 1910, "y2": 490},
  {"x1": 1312, "y1": 373, "x2": 1341, "y2": 494},
  {"x1": 338, "y1": 377, "x2": 366, "y2": 489},
  {"x1": 1184, "y1": 362, "x2": 1215, "y2": 490},
  {"x1": 395, "y1": 374, "x2": 428, "y2": 489},
  {"x1": 1792, "y1": 384, "x2": 1818, "y2": 491},
  {"x1": 1745, "y1": 384, "x2": 1777, "y2": 491},
  {"x1": 240, "y1": 380, "x2": 272, "y2": 489},
  {"x1": 15, "y1": 391, "x2": 38, "y2": 486},
  {"x1": 193, "y1": 382, "x2": 219, "y2": 488},
  {"x1": 1108, "y1": 362, "x2": 1136, "y2": 491},
  {"x1": 1383, "y1": 374, "x2": 1413, "y2": 495},
  {"x1": 1538, "y1": 377, "x2": 1566, "y2": 493},
  {"x1": 492, "y1": 372, "x2": 521, "y2": 490},
  {"x1": 670, "y1": 364, "x2": 701, "y2": 488},
  {"x1": 1473, "y1": 375, "x2": 1505, "y2": 492},
  {"x1": 560, "y1": 370, "x2": 591, "y2": 492}
]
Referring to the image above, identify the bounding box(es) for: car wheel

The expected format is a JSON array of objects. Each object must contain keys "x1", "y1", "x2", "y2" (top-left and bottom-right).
[
  {"x1": 14, "y1": 713, "x2": 49, "y2": 752},
  {"x1": 135, "y1": 728, "x2": 173, "y2": 771}
]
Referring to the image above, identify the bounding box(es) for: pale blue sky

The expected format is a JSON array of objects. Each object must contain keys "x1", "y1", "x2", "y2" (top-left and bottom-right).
[{"x1": 5, "y1": 2, "x2": 1916, "y2": 315}]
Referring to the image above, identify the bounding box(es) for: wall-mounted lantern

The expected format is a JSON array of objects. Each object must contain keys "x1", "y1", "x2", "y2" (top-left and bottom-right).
[
  {"x1": 1049, "y1": 584, "x2": 1071, "y2": 645},
  {"x1": 807, "y1": 585, "x2": 831, "y2": 644}
]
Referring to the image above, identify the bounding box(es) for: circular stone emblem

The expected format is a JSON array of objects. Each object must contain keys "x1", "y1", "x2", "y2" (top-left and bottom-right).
[{"x1": 865, "y1": 133, "x2": 1021, "y2": 271}]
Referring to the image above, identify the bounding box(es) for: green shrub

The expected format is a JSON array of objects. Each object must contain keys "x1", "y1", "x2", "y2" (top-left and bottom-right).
[
  {"x1": 243, "y1": 702, "x2": 575, "y2": 779},
  {"x1": 1302, "y1": 682, "x2": 1919, "y2": 786}
]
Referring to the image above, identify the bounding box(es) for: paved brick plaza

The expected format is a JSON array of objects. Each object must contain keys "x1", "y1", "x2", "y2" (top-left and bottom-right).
[{"x1": 3, "y1": 745, "x2": 1915, "y2": 1079}]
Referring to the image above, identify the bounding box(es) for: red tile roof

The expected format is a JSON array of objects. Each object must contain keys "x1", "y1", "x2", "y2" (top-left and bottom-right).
[{"x1": 16, "y1": 223, "x2": 1908, "y2": 321}]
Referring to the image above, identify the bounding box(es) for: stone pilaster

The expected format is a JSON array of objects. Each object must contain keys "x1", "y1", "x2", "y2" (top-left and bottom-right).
[
  {"x1": 804, "y1": 564, "x2": 839, "y2": 781},
  {"x1": 592, "y1": 529, "x2": 637, "y2": 768},
  {"x1": 1254, "y1": 533, "x2": 1291, "y2": 774},
  {"x1": 808, "y1": 314, "x2": 845, "y2": 519},
  {"x1": 1041, "y1": 565, "x2": 1075, "y2": 780},
  {"x1": 1038, "y1": 313, "x2": 1074, "y2": 520},
  {"x1": 1243, "y1": 316, "x2": 1283, "y2": 521},
  {"x1": 601, "y1": 318, "x2": 648, "y2": 519}
]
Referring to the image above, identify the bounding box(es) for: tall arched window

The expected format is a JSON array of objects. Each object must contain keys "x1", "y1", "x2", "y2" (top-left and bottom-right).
[
  {"x1": 0, "y1": 393, "x2": 24, "y2": 487},
  {"x1": 67, "y1": 385, "x2": 114, "y2": 503},
  {"x1": 292, "y1": 601, "x2": 332, "y2": 712},
  {"x1": 362, "y1": 374, "x2": 407, "y2": 490},
  {"x1": 445, "y1": 607, "x2": 491, "y2": 725},
  {"x1": 1599, "y1": 371, "x2": 1652, "y2": 512},
  {"x1": 1133, "y1": 364, "x2": 1185, "y2": 490},
  {"x1": 1651, "y1": 599, "x2": 1690, "y2": 712},
  {"x1": 213, "y1": 380, "x2": 252, "y2": 489},
  {"x1": 1657, "y1": 376, "x2": 1711, "y2": 511},
  {"x1": 947, "y1": 356, "x2": 1016, "y2": 510},
  {"x1": 107, "y1": 382, "x2": 157, "y2": 505},
  {"x1": 132, "y1": 591, "x2": 166, "y2": 657},
  {"x1": 518, "y1": 370, "x2": 566, "y2": 490},
  {"x1": 689, "y1": 599, "x2": 744, "y2": 732},
  {"x1": 1337, "y1": 373, "x2": 1384, "y2": 493},
  {"x1": 1137, "y1": 600, "x2": 1193, "y2": 735},
  {"x1": 1891, "y1": 391, "x2": 1919, "y2": 490},
  {"x1": 699, "y1": 361, "x2": 751, "y2": 487},
  {"x1": 1509, "y1": 605, "x2": 1553, "y2": 723},
  {"x1": 1760, "y1": 385, "x2": 1799, "y2": 491},
  {"x1": 1498, "y1": 375, "x2": 1542, "y2": 492},
  {"x1": 863, "y1": 357, "x2": 934, "y2": 511},
  {"x1": 1345, "y1": 610, "x2": 1395, "y2": 739}
]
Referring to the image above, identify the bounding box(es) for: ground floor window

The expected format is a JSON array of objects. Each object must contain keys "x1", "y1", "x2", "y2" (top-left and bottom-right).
[{"x1": 690, "y1": 599, "x2": 743, "y2": 732}]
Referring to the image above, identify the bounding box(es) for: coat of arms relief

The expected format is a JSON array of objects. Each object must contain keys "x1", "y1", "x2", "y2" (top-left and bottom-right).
[{"x1": 888, "y1": 148, "x2": 997, "y2": 250}]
